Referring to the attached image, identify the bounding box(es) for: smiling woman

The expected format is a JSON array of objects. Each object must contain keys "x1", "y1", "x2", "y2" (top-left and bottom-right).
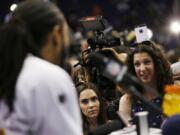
[
  {"x1": 119, "y1": 41, "x2": 174, "y2": 128},
  {"x1": 133, "y1": 52, "x2": 155, "y2": 85},
  {"x1": 77, "y1": 82, "x2": 107, "y2": 135}
]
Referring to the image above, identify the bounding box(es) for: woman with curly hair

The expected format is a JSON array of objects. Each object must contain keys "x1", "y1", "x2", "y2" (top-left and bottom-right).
[
  {"x1": 77, "y1": 82, "x2": 107, "y2": 135},
  {"x1": 119, "y1": 41, "x2": 174, "y2": 128}
]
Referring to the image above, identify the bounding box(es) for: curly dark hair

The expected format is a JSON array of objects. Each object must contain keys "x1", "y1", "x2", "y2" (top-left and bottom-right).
[
  {"x1": 127, "y1": 41, "x2": 174, "y2": 95},
  {"x1": 76, "y1": 82, "x2": 107, "y2": 135}
]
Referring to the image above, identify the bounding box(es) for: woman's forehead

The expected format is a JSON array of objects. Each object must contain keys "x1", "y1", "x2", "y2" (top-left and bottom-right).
[
  {"x1": 134, "y1": 52, "x2": 152, "y2": 59},
  {"x1": 80, "y1": 89, "x2": 97, "y2": 99}
]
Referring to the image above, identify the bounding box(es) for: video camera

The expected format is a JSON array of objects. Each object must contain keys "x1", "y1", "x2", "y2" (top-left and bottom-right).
[
  {"x1": 79, "y1": 16, "x2": 128, "y2": 120},
  {"x1": 80, "y1": 16, "x2": 121, "y2": 50}
]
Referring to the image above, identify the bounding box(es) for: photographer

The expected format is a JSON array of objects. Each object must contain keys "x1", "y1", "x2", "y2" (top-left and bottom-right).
[
  {"x1": 73, "y1": 16, "x2": 133, "y2": 121},
  {"x1": 76, "y1": 46, "x2": 123, "y2": 120}
]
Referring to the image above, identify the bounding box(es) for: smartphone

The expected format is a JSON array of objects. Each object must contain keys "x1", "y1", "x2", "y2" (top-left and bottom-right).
[{"x1": 134, "y1": 24, "x2": 150, "y2": 43}]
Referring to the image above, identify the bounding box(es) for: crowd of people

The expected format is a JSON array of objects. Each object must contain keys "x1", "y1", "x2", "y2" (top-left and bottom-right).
[{"x1": 0, "y1": 0, "x2": 179, "y2": 135}]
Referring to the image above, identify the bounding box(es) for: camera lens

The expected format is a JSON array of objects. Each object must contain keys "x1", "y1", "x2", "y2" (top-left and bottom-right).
[{"x1": 139, "y1": 29, "x2": 143, "y2": 33}]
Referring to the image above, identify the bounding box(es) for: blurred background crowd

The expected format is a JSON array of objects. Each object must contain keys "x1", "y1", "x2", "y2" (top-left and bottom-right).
[
  {"x1": 0, "y1": 0, "x2": 180, "y2": 135},
  {"x1": 1, "y1": 0, "x2": 180, "y2": 51}
]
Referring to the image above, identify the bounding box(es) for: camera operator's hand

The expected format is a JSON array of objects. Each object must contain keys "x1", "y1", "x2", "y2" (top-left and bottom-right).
[
  {"x1": 101, "y1": 48, "x2": 118, "y2": 55},
  {"x1": 102, "y1": 48, "x2": 127, "y2": 63},
  {"x1": 102, "y1": 47, "x2": 117, "y2": 52},
  {"x1": 82, "y1": 46, "x2": 101, "y2": 66}
]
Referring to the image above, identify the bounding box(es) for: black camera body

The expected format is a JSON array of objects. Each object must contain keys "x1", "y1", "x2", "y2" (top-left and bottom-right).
[{"x1": 80, "y1": 16, "x2": 121, "y2": 50}]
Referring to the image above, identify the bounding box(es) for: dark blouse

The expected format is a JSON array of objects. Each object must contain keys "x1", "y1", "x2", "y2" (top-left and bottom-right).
[{"x1": 131, "y1": 97, "x2": 164, "y2": 128}]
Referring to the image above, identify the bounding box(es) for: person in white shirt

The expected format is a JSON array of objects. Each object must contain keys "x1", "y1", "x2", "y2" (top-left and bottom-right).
[{"x1": 0, "y1": 0, "x2": 82, "y2": 135}]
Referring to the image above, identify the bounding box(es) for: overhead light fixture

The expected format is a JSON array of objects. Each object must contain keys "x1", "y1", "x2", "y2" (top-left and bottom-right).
[
  {"x1": 10, "y1": 3, "x2": 17, "y2": 12},
  {"x1": 169, "y1": 20, "x2": 180, "y2": 34}
]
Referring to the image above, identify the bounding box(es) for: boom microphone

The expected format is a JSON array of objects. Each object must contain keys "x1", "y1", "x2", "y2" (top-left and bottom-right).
[
  {"x1": 88, "y1": 52, "x2": 143, "y2": 94},
  {"x1": 88, "y1": 52, "x2": 164, "y2": 115}
]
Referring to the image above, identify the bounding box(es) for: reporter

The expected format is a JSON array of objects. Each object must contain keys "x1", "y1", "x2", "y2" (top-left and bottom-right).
[
  {"x1": 119, "y1": 41, "x2": 174, "y2": 128},
  {"x1": 77, "y1": 82, "x2": 107, "y2": 135},
  {"x1": 0, "y1": 0, "x2": 82, "y2": 134}
]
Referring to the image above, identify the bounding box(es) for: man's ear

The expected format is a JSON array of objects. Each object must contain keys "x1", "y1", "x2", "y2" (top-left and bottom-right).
[
  {"x1": 62, "y1": 22, "x2": 70, "y2": 47},
  {"x1": 52, "y1": 24, "x2": 62, "y2": 47}
]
